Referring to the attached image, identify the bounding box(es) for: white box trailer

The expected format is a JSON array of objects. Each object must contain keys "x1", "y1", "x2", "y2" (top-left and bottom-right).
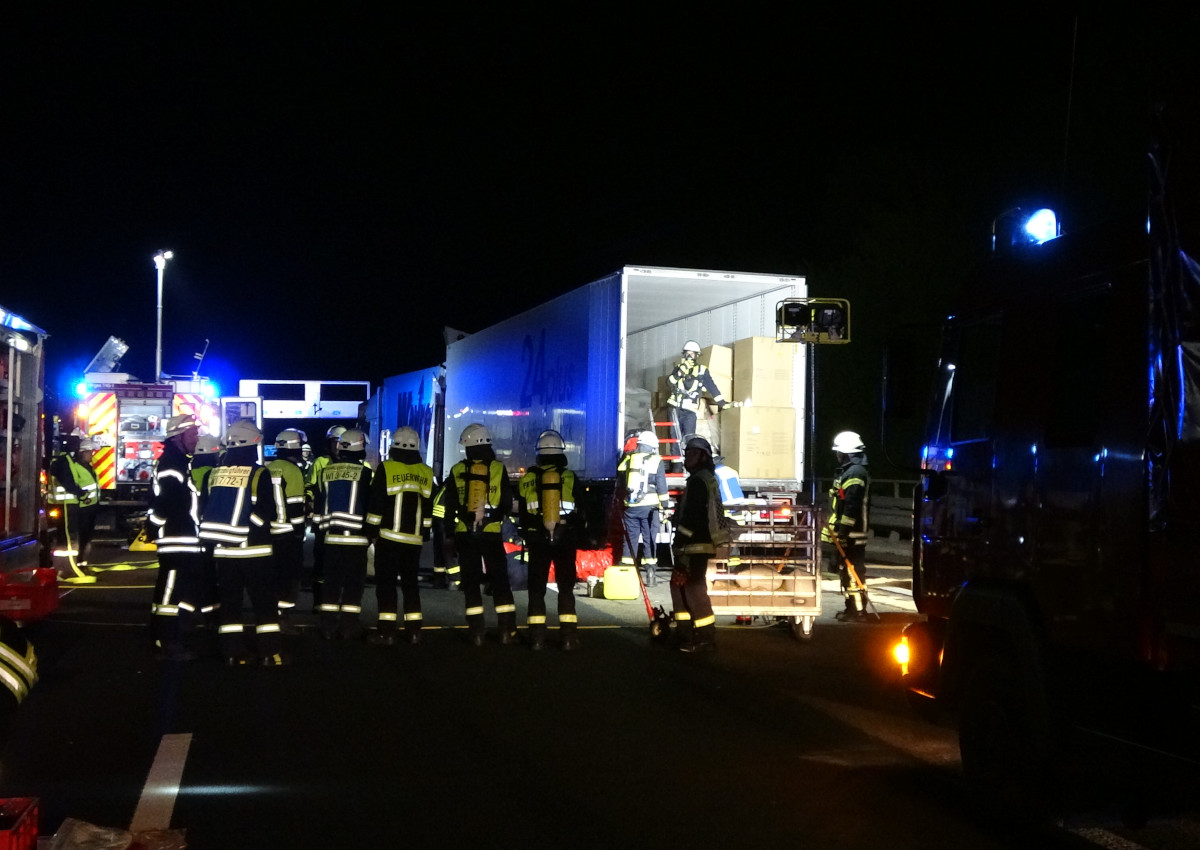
[{"x1": 442, "y1": 265, "x2": 811, "y2": 487}]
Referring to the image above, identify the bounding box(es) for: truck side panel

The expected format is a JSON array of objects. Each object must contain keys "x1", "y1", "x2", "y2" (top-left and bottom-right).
[{"x1": 443, "y1": 276, "x2": 621, "y2": 478}]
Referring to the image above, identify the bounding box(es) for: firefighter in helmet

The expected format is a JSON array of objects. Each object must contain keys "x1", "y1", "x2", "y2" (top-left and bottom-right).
[
  {"x1": 314, "y1": 427, "x2": 373, "y2": 640},
  {"x1": 306, "y1": 424, "x2": 347, "y2": 611},
  {"x1": 666, "y1": 340, "x2": 737, "y2": 446},
  {"x1": 146, "y1": 413, "x2": 203, "y2": 661},
  {"x1": 518, "y1": 429, "x2": 581, "y2": 650},
  {"x1": 46, "y1": 433, "x2": 101, "y2": 583},
  {"x1": 198, "y1": 418, "x2": 284, "y2": 665},
  {"x1": 268, "y1": 429, "x2": 309, "y2": 633},
  {"x1": 365, "y1": 426, "x2": 435, "y2": 645},
  {"x1": 821, "y1": 430, "x2": 871, "y2": 620},
  {"x1": 670, "y1": 434, "x2": 726, "y2": 652},
  {"x1": 617, "y1": 430, "x2": 668, "y2": 586},
  {"x1": 439, "y1": 423, "x2": 518, "y2": 646}
]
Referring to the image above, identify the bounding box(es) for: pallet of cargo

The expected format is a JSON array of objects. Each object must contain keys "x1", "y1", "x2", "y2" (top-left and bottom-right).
[{"x1": 707, "y1": 498, "x2": 820, "y2": 640}]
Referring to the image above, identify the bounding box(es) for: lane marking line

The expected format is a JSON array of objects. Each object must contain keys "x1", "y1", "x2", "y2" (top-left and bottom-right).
[{"x1": 129, "y1": 732, "x2": 192, "y2": 834}]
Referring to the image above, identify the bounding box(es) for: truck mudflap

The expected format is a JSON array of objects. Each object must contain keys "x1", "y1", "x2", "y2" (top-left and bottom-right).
[{"x1": 705, "y1": 501, "x2": 819, "y2": 640}]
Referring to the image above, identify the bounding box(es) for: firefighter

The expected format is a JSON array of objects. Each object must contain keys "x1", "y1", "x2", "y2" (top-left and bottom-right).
[
  {"x1": 439, "y1": 423, "x2": 518, "y2": 646},
  {"x1": 617, "y1": 430, "x2": 668, "y2": 587},
  {"x1": 670, "y1": 434, "x2": 727, "y2": 653},
  {"x1": 518, "y1": 430, "x2": 581, "y2": 651},
  {"x1": 822, "y1": 430, "x2": 871, "y2": 620},
  {"x1": 305, "y1": 424, "x2": 346, "y2": 611},
  {"x1": 46, "y1": 433, "x2": 101, "y2": 584},
  {"x1": 315, "y1": 427, "x2": 373, "y2": 640},
  {"x1": 666, "y1": 340, "x2": 737, "y2": 445},
  {"x1": 267, "y1": 429, "x2": 309, "y2": 633},
  {"x1": 365, "y1": 426, "x2": 434, "y2": 645},
  {"x1": 198, "y1": 419, "x2": 284, "y2": 666},
  {"x1": 191, "y1": 433, "x2": 221, "y2": 624},
  {"x1": 146, "y1": 413, "x2": 203, "y2": 661}
]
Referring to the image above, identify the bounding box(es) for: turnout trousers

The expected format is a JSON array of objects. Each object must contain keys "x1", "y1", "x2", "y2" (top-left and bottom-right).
[
  {"x1": 525, "y1": 534, "x2": 578, "y2": 645},
  {"x1": 670, "y1": 552, "x2": 716, "y2": 646},
  {"x1": 620, "y1": 507, "x2": 660, "y2": 585},
  {"x1": 215, "y1": 549, "x2": 281, "y2": 659},
  {"x1": 152, "y1": 549, "x2": 201, "y2": 650},
  {"x1": 373, "y1": 538, "x2": 423, "y2": 639},
  {"x1": 273, "y1": 533, "x2": 303, "y2": 618},
  {"x1": 454, "y1": 531, "x2": 514, "y2": 639},
  {"x1": 320, "y1": 541, "x2": 369, "y2": 637}
]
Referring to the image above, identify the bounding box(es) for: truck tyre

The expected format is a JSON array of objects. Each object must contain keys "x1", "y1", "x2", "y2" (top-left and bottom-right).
[{"x1": 958, "y1": 653, "x2": 1054, "y2": 826}]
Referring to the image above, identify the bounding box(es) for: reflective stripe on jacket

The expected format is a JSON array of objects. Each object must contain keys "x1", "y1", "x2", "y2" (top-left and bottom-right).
[{"x1": 366, "y1": 459, "x2": 434, "y2": 545}]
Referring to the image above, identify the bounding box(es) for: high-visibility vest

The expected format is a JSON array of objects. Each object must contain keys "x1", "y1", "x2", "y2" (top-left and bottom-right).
[
  {"x1": 617, "y1": 451, "x2": 665, "y2": 508},
  {"x1": 518, "y1": 465, "x2": 576, "y2": 533},
  {"x1": 449, "y1": 459, "x2": 506, "y2": 534},
  {"x1": 267, "y1": 458, "x2": 307, "y2": 537}
]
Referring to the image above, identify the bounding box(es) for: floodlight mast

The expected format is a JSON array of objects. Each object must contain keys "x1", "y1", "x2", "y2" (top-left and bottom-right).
[{"x1": 153, "y1": 249, "x2": 173, "y2": 381}]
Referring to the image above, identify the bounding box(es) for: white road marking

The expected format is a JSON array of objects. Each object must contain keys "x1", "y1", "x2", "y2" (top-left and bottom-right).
[{"x1": 129, "y1": 733, "x2": 192, "y2": 834}]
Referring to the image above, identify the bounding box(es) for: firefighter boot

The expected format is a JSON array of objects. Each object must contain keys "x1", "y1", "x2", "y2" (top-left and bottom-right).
[
  {"x1": 318, "y1": 606, "x2": 340, "y2": 640},
  {"x1": 673, "y1": 619, "x2": 694, "y2": 650},
  {"x1": 467, "y1": 612, "x2": 486, "y2": 646},
  {"x1": 404, "y1": 614, "x2": 423, "y2": 644},
  {"x1": 498, "y1": 611, "x2": 520, "y2": 646},
  {"x1": 528, "y1": 622, "x2": 547, "y2": 651},
  {"x1": 643, "y1": 564, "x2": 658, "y2": 587},
  {"x1": 368, "y1": 617, "x2": 397, "y2": 646},
  {"x1": 560, "y1": 622, "x2": 580, "y2": 652},
  {"x1": 681, "y1": 623, "x2": 717, "y2": 653}
]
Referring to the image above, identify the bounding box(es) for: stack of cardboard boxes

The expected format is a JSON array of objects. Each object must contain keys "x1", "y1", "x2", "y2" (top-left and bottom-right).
[
  {"x1": 648, "y1": 337, "x2": 796, "y2": 479},
  {"x1": 721, "y1": 337, "x2": 796, "y2": 479}
]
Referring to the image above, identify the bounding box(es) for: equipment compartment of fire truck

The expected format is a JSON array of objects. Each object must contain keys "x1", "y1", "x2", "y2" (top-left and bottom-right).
[{"x1": 706, "y1": 496, "x2": 820, "y2": 639}]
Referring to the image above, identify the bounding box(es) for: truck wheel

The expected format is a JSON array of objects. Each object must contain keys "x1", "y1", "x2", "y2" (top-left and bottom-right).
[
  {"x1": 790, "y1": 616, "x2": 813, "y2": 641},
  {"x1": 958, "y1": 654, "x2": 1053, "y2": 826}
]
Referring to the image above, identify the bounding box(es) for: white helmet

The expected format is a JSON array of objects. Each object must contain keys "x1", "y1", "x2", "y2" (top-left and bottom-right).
[
  {"x1": 165, "y1": 412, "x2": 199, "y2": 437},
  {"x1": 275, "y1": 429, "x2": 306, "y2": 450},
  {"x1": 392, "y1": 426, "x2": 420, "y2": 451},
  {"x1": 224, "y1": 419, "x2": 263, "y2": 448},
  {"x1": 832, "y1": 430, "x2": 865, "y2": 453},
  {"x1": 339, "y1": 428, "x2": 368, "y2": 453},
  {"x1": 683, "y1": 434, "x2": 712, "y2": 456},
  {"x1": 682, "y1": 340, "x2": 701, "y2": 355},
  {"x1": 79, "y1": 437, "x2": 100, "y2": 452},
  {"x1": 326, "y1": 425, "x2": 347, "y2": 440},
  {"x1": 638, "y1": 430, "x2": 658, "y2": 450},
  {"x1": 536, "y1": 429, "x2": 565, "y2": 454},
  {"x1": 194, "y1": 434, "x2": 221, "y2": 456},
  {"x1": 459, "y1": 423, "x2": 492, "y2": 447}
]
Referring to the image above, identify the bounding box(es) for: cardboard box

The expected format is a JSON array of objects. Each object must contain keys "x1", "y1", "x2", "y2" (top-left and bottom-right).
[
  {"x1": 732, "y1": 336, "x2": 794, "y2": 408},
  {"x1": 699, "y1": 344, "x2": 732, "y2": 377},
  {"x1": 718, "y1": 406, "x2": 795, "y2": 479}
]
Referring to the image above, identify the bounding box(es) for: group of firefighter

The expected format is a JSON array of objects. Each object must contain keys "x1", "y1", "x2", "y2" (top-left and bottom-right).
[{"x1": 44, "y1": 341, "x2": 873, "y2": 665}]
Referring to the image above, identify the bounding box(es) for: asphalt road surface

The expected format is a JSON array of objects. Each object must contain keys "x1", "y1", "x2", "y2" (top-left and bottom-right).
[{"x1": 2, "y1": 541, "x2": 1196, "y2": 849}]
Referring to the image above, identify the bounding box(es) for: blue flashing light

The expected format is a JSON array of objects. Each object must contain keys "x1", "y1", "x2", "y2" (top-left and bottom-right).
[
  {"x1": 202, "y1": 381, "x2": 219, "y2": 399},
  {"x1": 945, "y1": 447, "x2": 954, "y2": 459},
  {"x1": 1024, "y1": 209, "x2": 1059, "y2": 244},
  {"x1": 74, "y1": 381, "x2": 89, "y2": 398}
]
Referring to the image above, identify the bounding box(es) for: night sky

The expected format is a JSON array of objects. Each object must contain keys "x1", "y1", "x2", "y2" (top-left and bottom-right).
[{"x1": 2, "y1": 7, "x2": 1191, "y2": 468}]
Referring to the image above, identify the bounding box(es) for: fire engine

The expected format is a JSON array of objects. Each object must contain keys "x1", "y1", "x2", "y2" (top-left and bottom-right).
[{"x1": 70, "y1": 337, "x2": 262, "y2": 519}]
